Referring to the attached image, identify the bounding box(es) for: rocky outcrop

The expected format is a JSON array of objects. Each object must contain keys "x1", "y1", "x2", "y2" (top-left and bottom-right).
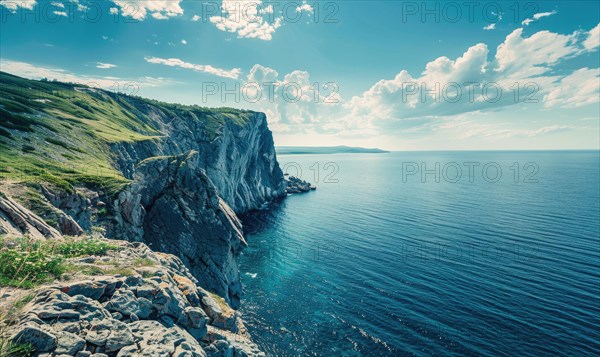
[
  {"x1": 0, "y1": 194, "x2": 61, "y2": 240},
  {"x1": 113, "y1": 151, "x2": 246, "y2": 308},
  {"x1": 6, "y1": 239, "x2": 263, "y2": 357},
  {"x1": 40, "y1": 186, "x2": 94, "y2": 232},
  {"x1": 110, "y1": 108, "x2": 286, "y2": 214},
  {"x1": 285, "y1": 175, "x2": 316, "y2": 194}
]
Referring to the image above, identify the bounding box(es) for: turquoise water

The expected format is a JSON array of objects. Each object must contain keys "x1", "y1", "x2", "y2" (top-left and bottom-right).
[{"x1": 239, "y1": 151, "x2": 600, "y2": 356}]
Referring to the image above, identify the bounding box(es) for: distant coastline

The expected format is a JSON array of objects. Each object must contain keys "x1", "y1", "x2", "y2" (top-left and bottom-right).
[{"x1": 276, "y1": 145, "x2": 390, "y2": 155}]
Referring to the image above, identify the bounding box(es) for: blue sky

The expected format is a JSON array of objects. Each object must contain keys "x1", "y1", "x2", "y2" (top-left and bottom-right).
[{"x1": 1, "y1": 0, "x2": 599, "y2": 150}]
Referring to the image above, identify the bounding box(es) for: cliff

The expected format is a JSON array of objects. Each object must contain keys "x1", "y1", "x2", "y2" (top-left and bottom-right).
[
  {"x1": 0, "y1": 72, "x2": 301, "y2": 355},
  {"x1": 0, "y1": 71, "x2": 288, "y2": 307}
]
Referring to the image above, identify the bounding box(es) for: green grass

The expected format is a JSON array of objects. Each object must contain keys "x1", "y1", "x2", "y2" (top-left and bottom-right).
[
  {"x1": 54, "y1": 238, "x2": 119, "y2": 258},
  {"x1": 0, "y1": 236, "x2": 121, "y2": 288},
  {"x1": 0, "y1": 337, "x2": 35, "y2": 357},
  {"x1": 133, "y1": 257, "x2": 155, "y2": 267}
]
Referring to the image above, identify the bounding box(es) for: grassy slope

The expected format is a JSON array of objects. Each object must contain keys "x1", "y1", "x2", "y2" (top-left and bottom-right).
[{"x1": 0, "y1": 71, "x2": 253, "y2": 195}]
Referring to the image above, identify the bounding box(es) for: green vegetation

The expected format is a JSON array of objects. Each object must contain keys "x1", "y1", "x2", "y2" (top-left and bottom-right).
[
  {"x1": 0, "y1": 337, "x2": 35, "y2": 357},
  {"x1": 0, "y1": 71, "x2": 256, "y2": 200},
  {"x1": 67, "y1": 264, "x2": 135, "y2": 277},
  {"x1": 133, "y1": 257, "x2": 156, "y2": 268},
  {"x1": 208, "y1": 291, "x2": 233, "y2": 314},
  {"x1": 0, "y1": 236, "x2": 120, "y2": 288}
]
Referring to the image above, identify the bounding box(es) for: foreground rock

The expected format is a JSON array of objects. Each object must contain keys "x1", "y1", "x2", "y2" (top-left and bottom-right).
[
  {"x1": 4, "y1": 240, "x2": 263, "y2": 357},
  {"x1": 284, "y1": 175, "x2": 316, "y2": 194}
]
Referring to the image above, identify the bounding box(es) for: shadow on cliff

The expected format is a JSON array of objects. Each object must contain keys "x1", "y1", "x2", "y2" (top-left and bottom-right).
[{"x1": 238, "y1": 199, "x2": 288, "y2": 237}]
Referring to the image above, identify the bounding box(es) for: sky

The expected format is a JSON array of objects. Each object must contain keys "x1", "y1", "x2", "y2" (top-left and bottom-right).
[{"x1": 0, "y1": 0, "x2": 599, "y2": 150}]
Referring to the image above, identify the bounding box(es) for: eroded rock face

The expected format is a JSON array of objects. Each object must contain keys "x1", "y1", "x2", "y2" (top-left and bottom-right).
[
  {"x1": 110, "y1": 110, "x2": 286, "y2": 214},
  {"x1": 8, "y1": 240, "x2": 263, "y2": 357},
  {"x1": 113, "y1": 151, "x2": 246, "y2": 308}
]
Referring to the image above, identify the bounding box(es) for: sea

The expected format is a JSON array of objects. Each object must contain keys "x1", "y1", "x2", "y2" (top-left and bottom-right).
[{"x1": 238, "y1": 151, "x2": 600, "y2": 356}]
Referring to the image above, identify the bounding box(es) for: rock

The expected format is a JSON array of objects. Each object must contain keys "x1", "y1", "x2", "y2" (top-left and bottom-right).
[
  {"x1": 130, "y1": 312, "x2": 139, "y2": 322},
  {"x1": 105, "y1": 289, "x2": 139, "y2": 316},
  {"x1": 55, "y1": 331, "x2": 86, "y2": 355},
  {"x1": 127, "y1": 320, "x2": 206, "y2": 356},
  {"x1": 185, "y1": 307, "x2": 208, "y2": 329},
  {"x1": 11, "y1": 325, "x2": 57, "y2": 353},
  {"x1": 284, "y1": 175, "x2": 315, "y2": 194},
  {"x1": 63, "y1": 280, "x2": 106, "y2": 300},
  {"x1": 0, "y1": 195, "x2": 61, "y2": 239}
]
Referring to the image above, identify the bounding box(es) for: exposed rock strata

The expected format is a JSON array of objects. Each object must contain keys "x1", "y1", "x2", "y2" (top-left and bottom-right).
[
  {"x1": 0, "y1": 195, "x2": 61, "y2": 240},
  {"x1": 6, "y1": 239, "x2": 263, "y2": 357}
]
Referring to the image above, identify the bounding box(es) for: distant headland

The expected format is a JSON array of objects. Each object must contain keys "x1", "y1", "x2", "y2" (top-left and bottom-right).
[{"x1": 276, "y1": 146, "x2": 390, "y2": 155}]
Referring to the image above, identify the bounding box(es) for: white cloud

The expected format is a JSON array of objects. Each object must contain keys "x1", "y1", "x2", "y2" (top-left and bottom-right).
[
  {"x1": 210, "y1": 0, "x2": 283, "y2": 41},
  {"x1": 96, "y1": 62, "x2": 117, "y2": 69},
  {"x1": 109, "y1": 7, "x2": 118, "y2": 15},
  {"x1": 544, "y1": 68, "x2": 600, "y2": 108},
  {"x1": 296, "y1": 1, "x2": 313, "y2": 14},
  {"x1": 462, "y1": 124, "x2": 573, "y2": 139},
  {"x1": 181, "y1": 39, "x2": 187, "y2": 44},
  {"x1": 494, "y1": 28, "x2": 579, "y2": 80},
  {"x1": 0, "y1": 0, "x2": 36, "y2": 11},
  {"x1": 522, "y1": 10, "x2": 557, "y2": 26},
  {"x1": 260, "y1": 5, "x2": 273, "y2": 14},
  {"x1": 191, "y1": 14, "x2": 201, "y2": 21},
  {"x1": 51, "y1": 2, "x2": 64, "y2": 8},
  {"x1": 53, "y1": 10, "x2": 67, "y2": 17},
  {"x1": 583, "y1": 23, "x2": 600, "y2": 51},
  {"x1": 239, "y1": 64, "x2": 341, "y2": 133},
  {"x1": 111, "y1": 0, "x2": 183, "y2": 21},
  {"x1": 483, "y1": 23, "x2": 495, "y2": 31},
  {"x1": 145, "y1": 57, "x2": 241, "y2": 79},
  {"x1": 0, "y1": 59, "x2": 170, "y2": 89}
]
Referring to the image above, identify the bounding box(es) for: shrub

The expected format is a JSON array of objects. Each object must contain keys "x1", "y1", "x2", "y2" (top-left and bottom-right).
[{"x1": 0, "y1": 237, "x2": 120, "y2": 289}]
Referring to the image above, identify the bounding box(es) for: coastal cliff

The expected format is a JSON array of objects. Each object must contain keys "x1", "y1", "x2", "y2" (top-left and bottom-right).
[{"x1": 0, "y1": 72, "x2": 302, "y2": 356}]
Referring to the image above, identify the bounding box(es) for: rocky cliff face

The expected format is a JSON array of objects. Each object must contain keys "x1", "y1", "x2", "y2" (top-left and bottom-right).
[
  {"x1": 104, "y1": 101, "x2": 287, "y2": 309},
  {"x1": 110, "y1": 104, "x2": 286, "y2": 214},
  {"x1": 112, "y1": 151, "x2": 247, "y2": 308}
]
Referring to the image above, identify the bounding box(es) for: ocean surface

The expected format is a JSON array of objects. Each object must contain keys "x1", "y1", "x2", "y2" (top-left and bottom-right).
[{"x1": 238, "y1": 151, "x2": 600, "y2": 356}]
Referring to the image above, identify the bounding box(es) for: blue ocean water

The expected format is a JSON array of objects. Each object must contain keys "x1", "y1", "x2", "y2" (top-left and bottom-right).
[{"x1": 239, "y1": 151, "x2": 600, "y2": 356}]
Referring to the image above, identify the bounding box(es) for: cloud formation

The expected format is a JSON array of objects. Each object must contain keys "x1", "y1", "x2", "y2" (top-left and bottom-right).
[
  {"x1": 111, "y1": 0, "x2": 184, "y2": 20},
  {"x1": 522, "y1": 10, "x2": 557, "y2": 26},
  {"x1": 345, "y1": 24, "x2": 599, "y2": 131},
  {"x1": 0, "y1": 59, "x2": 169, "y2": 89},
  {"x1": 0, "y1": 0, "x2": 36, "y2": 11},
  {"x1": 209, "y1": 0, "x2": 282, "y2": 41},
  {"x1": 145, "y1": 57, "x2": 241, "y2": 79},
  {"x1": 96, "y1": 62, "x2": 117, "y2": 69}
]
